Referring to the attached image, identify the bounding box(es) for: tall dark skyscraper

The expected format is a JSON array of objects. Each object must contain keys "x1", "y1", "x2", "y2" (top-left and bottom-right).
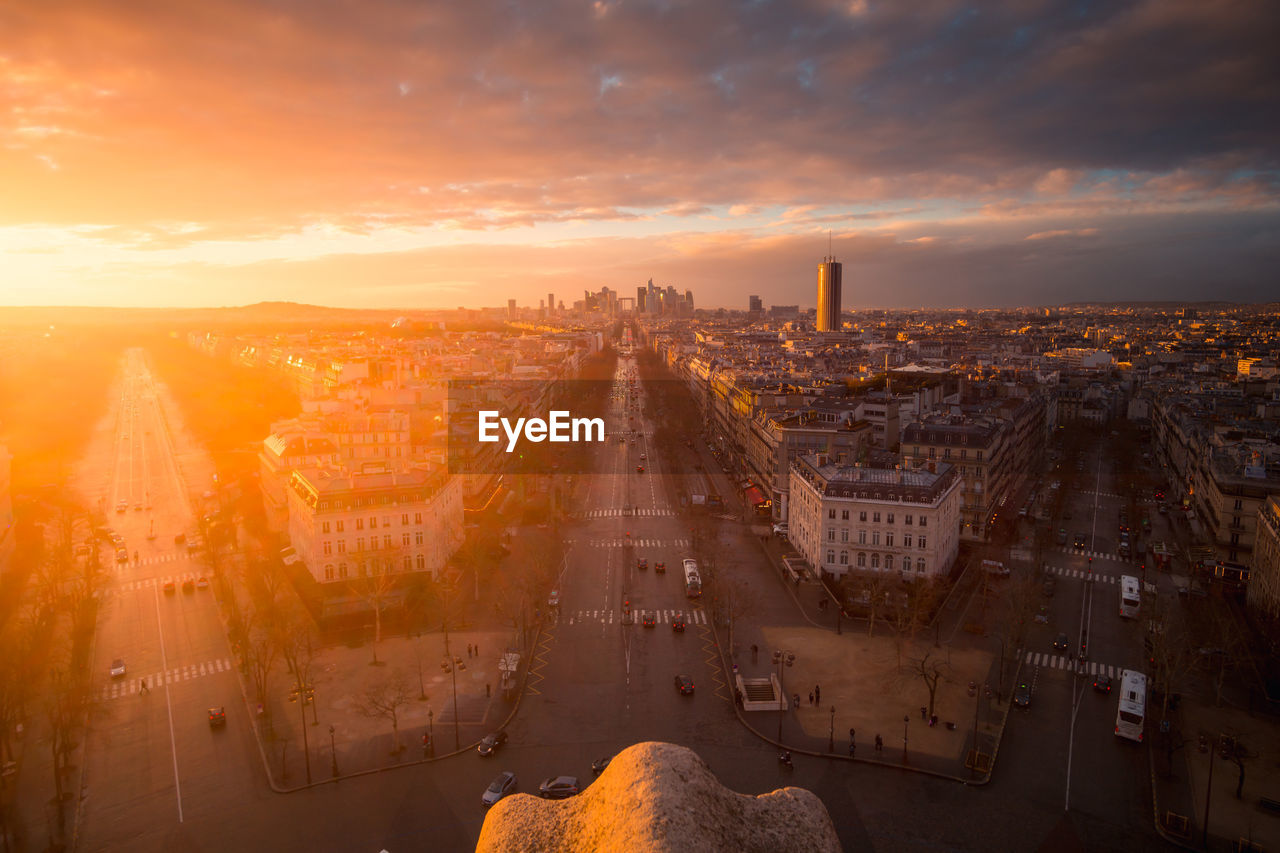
[
  {"x1": 816, "y1": 257, "x2": 842, "y2": 332},
  {"x1": 637, "y1": 286, "x2": 646, "y2": 313}
]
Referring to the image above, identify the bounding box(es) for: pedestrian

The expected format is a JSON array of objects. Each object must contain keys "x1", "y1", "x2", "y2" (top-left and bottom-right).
[
  {"x1": 792, "y1": 693, "x2": 800, "y2": 709},
  {"x1": 849, "y1": 727, "x2": 855, "y2": 742},
  {"x1": 475, "y1": 644, "x2": 479, "y2": 657},
  {"x1": 849, "y1": 742, "x2": 856, "y2": 757},
  {"x1": 751, "y1": 643, "x2": 758, "y2": 663},
  {"x1": 920, "y1": 705, "x2": 927, "y2": 720},
  {"x1": 139, "y1": 678, "x2": 149, "y2": 695},
  {"x1": 874, "y1": 734, "x2": 883, "y2": 752},
  {"x1": 486, "y1": 683, "x2": 491, "y2": 698},
  {"x1": 809, "y1": 691, "x2": 814, "y2": 706},
  {"x1": 814, "y1": 684, "x2": 821, "y2": 705}
]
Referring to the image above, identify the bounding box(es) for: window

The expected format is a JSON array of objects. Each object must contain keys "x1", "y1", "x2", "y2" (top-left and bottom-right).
[
  {"x1": 383, "y1": 516, "x2": 391, "y2": 528},
  {"x1": 322, "y1": 521, "x2": 330, "y2": 534},
  {"x1": 841, "y1": 510, "x2": 850, "y2": 521},
  {"x1": 828, "y1": 509, "x2": 836, "y2": 520},
  {"x1": 841, "y1": 529, "x2": 849, "y2": 542},
  {"x1": 918, "y1": 536, "x2": 927, "y2": 549},
  {"x1": 370, "y1": 537, "x2": 379, "y2": 550},
  {"x1": 322, "y1": 541, "x2": 332, "y2": 556},
  {"x1": 324, "y1": 564, "x2": 335, "y2": 581},
  {"x1": 357, "y1": 537, "x2": 366, "y2": 552},
  {"x1": 887, "y1": 513, "x2": 894, "y2": 524},
  {"x1": 904, "y1": 534, "x2": 913, "y2": 547},
  {"x1": 839, "y1": 551, "x2": 849, "y2": 565},
  {"x1": 403, "y1": 556, "x2": 413, "y2": 572},
  {"x1": 828, "y1": 528, "x2": 836, "y2": 541},
  {"x1": 858, "y1": 530, "x2": 866, "y2": 544},
  {"x1": 1233, "y1": 499, "x2": 1243, "y2": 511},
  {"x1": 336, "y1": 520, "x2": 345, "y2": 533},
  {"x1": 827, "y1": 550, "x2": 836, "y2": 564},
  {"x1": 960, "y1": 449, "x2": 967, "y2": 460},
  {"x1": 857, "y1": 552, "x2": 866, "y2": 567},
  {"x1": 917, "y1": 558, "x2": 926, "y2": 573},
  {"x1": 929, "y1": 447, "x2": 936, "y2": 459},
  {"x1": 414, "y1": 512, "x2": 423, "y2": 524},
  {"x1": 356, "y1": 518, "x2": 364, "y2": 531},
  {"x1": 943, "y1": 448, "x2": 951, "y2": 459},
  {"x1": 919, "y1": 516, "x2": 928, "y2": 527},
  {"x1": 885, "y1": 555, "x2": 893, "y2": 570},
  {"x1": 338, "y1": 562, "x2": 348, "y2": 578},
  {"x1": 337, "y1": 540, "x2": 346, "y2": 554},
  {"x1": 913, "y1": 446, "x2": 920, "y2": 456},
  {"x1": 402, "y1": 533, "x2": 411, "y2": 546},
  {"x1": 383, "y1": 534, "x2": 392, "y2": 548},
  {"x1": 370, "y1": 516, "x2": 378, "y2": 529},
  {"x1": 871, "y1": 554, "x2": 880, "y2": 568},
  {"x1": 402, "y1": 513, "x2": 410, "y2": 525},
  {"x1": 872, "y1": 532, "x2": 880, "y2": 545},
  {"x1": 885, "y1": 533, "x2": 894, "y2": 547},
  {"x1": 416, "y1": 554, "x2": 425, "y2": 570},
  {"x1": 415, "y1": 531, "x2": 424, "y2": 546},
  {"x1": 905, "y1": 514, "x2": 913, "y2": 525},
  {"x1": 859, "y1": 511, "x2": 867, "y2": 522},
  {"x1": 873, "y1": 512, "x2": 881, "y2": 523}
]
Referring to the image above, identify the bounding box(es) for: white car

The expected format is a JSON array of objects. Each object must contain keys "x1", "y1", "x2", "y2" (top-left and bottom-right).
[
  {"x1": 772, "y1": 523, "x2": 789, "y2": 536},
  {"x1": 110, "y1": 659, "x2": 127, "y2": 678}
]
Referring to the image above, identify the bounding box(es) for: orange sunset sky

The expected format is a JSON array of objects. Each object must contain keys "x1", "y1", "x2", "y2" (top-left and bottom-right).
[{"x1": 2, "y1": 0, "x2": 1277, "y2": 309}]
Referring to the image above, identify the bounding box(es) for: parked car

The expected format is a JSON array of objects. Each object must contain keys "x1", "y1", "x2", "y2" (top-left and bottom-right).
[
  {"x1": 208, "y1": 707, "x2": 226, "y2": 727},
  {"x1": 110, "y1": 658, "x2": 127, "y2": 678},
  {"x1": 674, "y1": 675, "x2": 695, "y2": 695},
  {"x1": 1013, "y1": 682, "x2": 1032, "y2": 708},
  {"x1": 591, "y1": 755, "x2": 613, "y2": 775},
  {"x1": 538, "y1": 776, "x2": 580, "y2": 799},
  {"x1": 482, "y1": 771, "x2": 518, "y2": 808},
  {"x1": 477, "y1": 730, "x2": 509, "y2": 756}
]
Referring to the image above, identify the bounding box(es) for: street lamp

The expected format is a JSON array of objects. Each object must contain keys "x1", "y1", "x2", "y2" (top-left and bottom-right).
[
  {"x1": 903, "y1": 715, "x2": 910, "y2": 764},
  {"x1": 773, "y1": 649, "x2": 796, "y2": 742},
  {"x1": 428, "y1": 709, "x2": 435, "y2": 758},
  {"x1": 329, "y1": 725, "x2": 338, "y2": 777}
]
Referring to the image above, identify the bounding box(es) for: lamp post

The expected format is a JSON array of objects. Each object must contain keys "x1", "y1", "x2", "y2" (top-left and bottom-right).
[
  {"x1": 329, "y1": 725, "x2": 338, "y2": 777},
  {"x1": 773, "y1": 649, "x2": 796, "y2": 742},
  {"x1": 428, "y1": 709, "x2": 435, "y2": 758},
  {"x1": 288, "y1": 680, "x2": 314, "y2": 784},
  {"x1": 903, "y1": 715, "x2": 910, "y2": 764}
]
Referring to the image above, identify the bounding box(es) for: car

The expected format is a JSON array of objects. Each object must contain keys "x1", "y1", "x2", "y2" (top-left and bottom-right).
[
  {"x1": 1013, "y1": 682, "x2": 1032, "y2": 708},
  {"x1": 773, "y1": 522, "x2": 789, "y2": 536},
  {"x1": 1158, "y1": 504, "x2": 1169, "y2": 515},
  {"x1": 639, "y1": 453, "x2": 646, "y2": 460},
  {"x1": 1057, "y1": 529, "x2": 1068, "y2": 545},
  {"x1": 133, "y1": 502, "x2": 143, "y2": 511},
  {"x1": 196, "y1": 576, "x2": 209, "y2": 590},
  {"x1": 116, "y1": 548, "x2": 129, "y2": 563},
  {"x1": 208, "y1": 706, "x2": 226, "y2": 727},
  {"x1": 591, "y1": 755, "x2": 613, "y2": 775},
  {"x1": 163, "y1": 580, "x2": 176, "y2": 594},
  {"x1": 110, "y1": 531, "x2": 124, "y2": 545},
  {"x1": 547, "y1": 589, "x2": 560, "y2": 607},
  {"x1": 654, "y1": 561, "x2": 666, "y2": 573},
  {"x1": 482, "y1": 771, "x2": 518, "y2": 808},
  {"x1": 1073, "y1": 533, "x2": 1086, "y2": 549},
  {"x1": 182, "y1": 578, "x2": 195, "y2": 593},
  {"x1": 110, "y1": 659, "x2": 127, "y2": 678},
  {"x1": 476, "y1": 730, "x2": 509, "y2": 756},
  {"x1": 280, "y1": 547, "x2": 301, "y2": 566},
  {"x1": 115, "y1": 501, "x2": 128, "y2": 513},
  {"x1": 672, "y1": 614, "x2": 685, "y2": 632},
  {"x1": 1092, "y1": 674, "x2": 1113, "y2": 694},
  {"x1": 637, "y1": 558, "x2": 648, "y2": 570},
  {"x1": 1053, "y1": 633, "x2": 1069, "y2": 651},
  {"x1": 642, "y1": 612, "x2": 656, "y2": 628},
  {"x1": 635, "y1": 465, "x2": 644, "y2": 473},
  {"x1": 174, "y1": 532, "x2": 187, "y2": 545},
  {"x1": 538, "y1": 776, "x2": 580, "y2": 799},
  {"x1": 674, "y1": 675, "x2": 695, "y2": 695}
]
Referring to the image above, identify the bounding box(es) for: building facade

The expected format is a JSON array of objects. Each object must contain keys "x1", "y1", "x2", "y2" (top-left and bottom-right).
[
  {"x1": 1251, "y1": 496, "x2": 1280, "y2": 625},
  {"x1": 788, "y1": 455, "x2": 961, "y2": 580},
  {"x1": 902, "y1": 419, "x2": 1011, "y2": 541}
]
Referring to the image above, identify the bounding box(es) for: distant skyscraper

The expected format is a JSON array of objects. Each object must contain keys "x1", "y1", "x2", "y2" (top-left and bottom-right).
[
  {"x1": 749, "y1": 295, "x2": 763, "y2": 314},
  {"x1": 507, "y1": 298, "x2": 517, "y2": 319},
  {"x1": 637, "y1": 287, "x2": 647, "y2": 313},
  {"x1": 816, "y1": 257, "x2": 842, "y2": 332},
  {"x1": 547, "y1": 293, "x2": 555, "y2": 315},
  {"x1": 684, "y1": 289, "x2": 694, "y2": 311}
]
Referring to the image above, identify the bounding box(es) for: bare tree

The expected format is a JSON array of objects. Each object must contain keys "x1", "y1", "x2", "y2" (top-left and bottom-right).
[
  {"x1": 1144, "y1": 592, "x2": 1200, "y2": 720},
  {"x1": 354, "y1": 669, "x2": 413, "y2": 755},
  {"x1": 911, "y1": 649, "x2": 949, "y2": 718}
]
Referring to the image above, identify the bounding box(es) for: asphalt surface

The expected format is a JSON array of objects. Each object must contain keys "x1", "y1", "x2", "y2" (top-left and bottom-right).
[{"x1": 70, "y1": 353, "x2": 1172, "y2": 852}]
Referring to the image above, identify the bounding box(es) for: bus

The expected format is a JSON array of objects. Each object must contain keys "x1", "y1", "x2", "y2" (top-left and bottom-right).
[
  {"x1": 1119, "y1": 575, "x2": 1140, "y2": 618},
  {"x1": 682, "y1": 558, "x2": 702, "y2": 599},
  {"x1": 1115, "y1": 669, "x2": 1147, "y2": 742}
]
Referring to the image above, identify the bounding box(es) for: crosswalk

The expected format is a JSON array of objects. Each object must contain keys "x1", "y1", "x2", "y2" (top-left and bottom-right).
[
  {"x1": 1046, "y1": 565, "x2": 1118, "y2": 584},
  {"x1": 1056, "y1": 547, "x2": 1131, "y2": 564},
  {"x1": 575, "y1": 508, "x2": 676, "y2": 519},
  {"x1": 100, "y1": 657, "x2": 233, "y2": 701},
  {"x1": 116, "y1": 575, "x2": 209, "y2": 593},
  {"x1": 1024, "y1": 651, "x2": 1125, "y2": 680},
  {"x1": 564, "y1": 608, "x2": 707, "y2": 626},
  {"x1": 565, "y1": 538, "x2": 692, "y2": 549},
  {"x1": 136, "y1": 553, "x2": 183, "y2": 566}
]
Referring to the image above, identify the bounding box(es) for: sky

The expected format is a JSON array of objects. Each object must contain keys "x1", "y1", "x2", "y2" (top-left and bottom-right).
[{"x1": 1, "y1": 0, "x2": 1277, "y2": 310}]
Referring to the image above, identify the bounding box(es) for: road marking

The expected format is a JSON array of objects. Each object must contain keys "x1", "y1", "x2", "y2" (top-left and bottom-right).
[
  {"x1": 1023, "y1": 652, "x2": 1121, "y2": 679},
  {"x1": 151, "y1": 581, "x2": 184, "y2": 823},
  {"x1": 567, "y1": 609, "x2": 706, "y2": 625},
  {"x1": 101, "y1": 658, "x2": 233, "y2": 700},
  {"x1": 1045, "y1": 566, "x2": 1118, "y2": 584}
]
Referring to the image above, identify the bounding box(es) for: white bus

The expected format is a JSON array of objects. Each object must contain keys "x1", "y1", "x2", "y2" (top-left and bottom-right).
[
  {"x1": 1119, "y1": 575, "x2": 1140, "y2": 619},
  {"x1": 1115, "y1": 669, "x2": 1147, "y2": 742},
  {"x1": 682, "y1": 558, "x2": 702, "y2": 599}
]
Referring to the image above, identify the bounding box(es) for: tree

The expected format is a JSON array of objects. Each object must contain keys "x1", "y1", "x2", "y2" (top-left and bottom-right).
[
  {"x1": 1144, "y1": 592, "x2": 1200, "y2": 720},
  {"x1": 994, "y1": 573, "x2": 1040, "y2": 689},
  {"x1": 911, "y1": 649, "x2": 949, "y2": 718},
  {"x1": 354, "y1": 669, "x2": 413, "y2": 755}
]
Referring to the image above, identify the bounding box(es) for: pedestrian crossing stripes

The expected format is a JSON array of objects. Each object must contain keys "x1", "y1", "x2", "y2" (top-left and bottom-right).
[
  {"x1": 116, "y1": 575, "x2": 209, "y2": 592},
  {"x1": 565, "y1": 608, "x2": 706, "y2": 626},
  {"x1": 1056, "y1": 547, "x2": 1131, "y2": 564},
  {"x1": 1023, "y1": 652, "x2": 1124, "y2": 680},
  {"x1": 1045, "y1": 566, "x2": 1117, "y2": 584},
  {"x1": 565, "y1": 538, "x2": 691, "y2": 549},
  {"x1": 101, "y1": 658, "x2": 233, "y2": 700},
  {"x1": 575, "y1": 508, "x2": 676, "y2": 519},
  {"x1": 136, "y1": 553, "x2": 183, "y2": 566}
]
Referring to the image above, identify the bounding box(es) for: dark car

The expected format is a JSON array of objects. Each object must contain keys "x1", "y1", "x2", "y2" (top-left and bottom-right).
[
  {"x1": 208, "y1": 707, "x2": 226, "y2": 727},
  {"x1": 482, "y1": 771, "x2": 518, "y2": 808},
  {"x1": 654, "y1": 561, "x2": 666, "y2": 574},
  {"x1": 637, "y1": 558, "x2": 648, "y2": 570},
  {"x1": 635, "y1": 465, "x2": 644, "y2": 473},
  {"x1": 591, "y1": 755, "x2": 613, "y2": 775},
  {"x1": 1053, "y1": 633, "x2": 1069, "y2": 651},
  {"x1": 642, "y1": 612, "x2": 656, "y2": 628},
  {"x1": 672, "y1": 614, "x2": 686, "y2": 632},
  {"x1": 1073, "y1": 533, "x2": 1086, "y2": 549},
  {"x1": 674, "y1": 675, "x2": 695, "y2": 695},
  {"x1": 1057, "y1": 529, "x2": 1068, "y2": 545},
  {"x1": 477, "y1": 730, "x2": 509, "y2": 756},
  {"x1": 182, "y1": 578, "x2": 195, "y2": 593},
  {"x1": 1092, "y1": 674, "x2": 1113, "y2": 694},
  {"x1": 538, "y1": 776, "x2": 580, "y2": 799},
  {"x1": 1013, "y1": 682, "x2": 1032, "y2": 708},
  {"x1": 163, "y1": 580, "x2": 176, "y2": 594}
]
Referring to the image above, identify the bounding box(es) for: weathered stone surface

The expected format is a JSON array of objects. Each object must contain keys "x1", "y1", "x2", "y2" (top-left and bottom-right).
[{"x1": 476, "y1": 741, "x2": 840, "y2": 853}]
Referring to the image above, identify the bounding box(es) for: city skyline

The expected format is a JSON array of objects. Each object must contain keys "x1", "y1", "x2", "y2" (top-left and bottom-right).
[{"x1": 2, "y1": 1, "x2": 1277, "y2": 309}]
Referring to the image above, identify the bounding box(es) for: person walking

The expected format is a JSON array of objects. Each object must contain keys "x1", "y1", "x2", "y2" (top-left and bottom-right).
[
  {"x1": 814, "y1": 684, "x2": 821, "y2": 705},
  {"x1": 139, "y1": 678, "x2": 149, "y2": 695},
  {"x1": 920, "y1": 705, "x2": 927, "y2": 720},
  {"x1": 808, "y1": 691, "x2": 814, "y2": 706},
  {"x1": 874, "y1": 734, "x2": 883, "y2": 752}
]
